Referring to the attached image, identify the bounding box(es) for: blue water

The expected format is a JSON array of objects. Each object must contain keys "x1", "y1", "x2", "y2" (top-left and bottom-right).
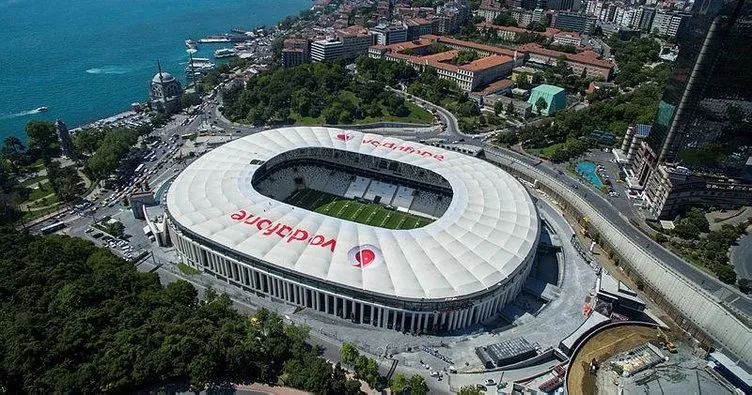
[
  {"x1": 0, "y1": 0, "x2": 311, "y2": 142},
  {"x1": 576, "y1": 161, "x2": 604, "y2": 188}
]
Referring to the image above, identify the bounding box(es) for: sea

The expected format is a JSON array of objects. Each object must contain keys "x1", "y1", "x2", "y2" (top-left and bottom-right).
[{"x1": 0, "y1": 0, "x2": 312, "y2": 142}]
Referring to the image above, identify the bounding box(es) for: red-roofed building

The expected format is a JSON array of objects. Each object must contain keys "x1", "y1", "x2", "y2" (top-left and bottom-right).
[
  {"x1": 281, "y1": 39, "x2": 310, "y2": 68},
  {"x1": 516, "y1": 43, "x2": 614, "y2": 80},
  {"x1": 369, "y1": 36, "x2": 518, "y2": 91}
]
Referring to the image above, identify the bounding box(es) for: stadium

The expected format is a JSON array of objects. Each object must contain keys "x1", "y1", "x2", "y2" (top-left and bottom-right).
[{"x1": 165, "y1": 127, "x2": 540, "y2": 333}]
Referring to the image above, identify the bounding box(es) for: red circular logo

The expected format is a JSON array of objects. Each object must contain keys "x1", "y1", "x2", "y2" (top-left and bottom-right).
[
  {"x1": 336, "y1": 132, "x2": 353, "y2": 141},
  {"x1": 348, "y1": 245, "x2": 382, "y2": 268}
]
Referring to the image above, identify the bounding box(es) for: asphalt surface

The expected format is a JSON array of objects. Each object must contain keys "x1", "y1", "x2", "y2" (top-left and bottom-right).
[{"x1": 731, "y1": 234, "x2": 752, "y2": 283}]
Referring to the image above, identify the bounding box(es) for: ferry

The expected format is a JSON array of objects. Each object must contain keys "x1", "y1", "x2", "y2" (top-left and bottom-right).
[
  {"x1": 185, "y1": 39, "x2": 197, "y2": 49},
  {"x1": 199, "y1": 35, "x2": 232, "y2": 44},
  {"x1": 36, "y1": 106, "x2": 48, "y2": 112},
  {"x1": 213, "y1": 48, "x2": 237, "y2": 58}
]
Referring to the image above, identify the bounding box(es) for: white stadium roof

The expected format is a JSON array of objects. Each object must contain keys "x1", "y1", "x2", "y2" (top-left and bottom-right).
[{"x1": 167, "y1": 127, "x2": 539, "y2": 301}]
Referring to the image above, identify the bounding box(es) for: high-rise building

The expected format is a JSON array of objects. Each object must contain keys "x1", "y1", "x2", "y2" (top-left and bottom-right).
[
  {"x1": 634, "y1": 0, "x2": 752, "y2": 218},
  {"x1": 650, "y1": 11, "x2": 690, "y2": 37},
  {"x1": 638, "y1": 6, "x2": 656, "y2": 31},
  {"x1": 553, "y1": 11, "x2": 594, "y2": 32}
]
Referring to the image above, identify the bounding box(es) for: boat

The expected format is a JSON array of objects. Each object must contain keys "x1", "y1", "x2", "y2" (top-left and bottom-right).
[
  {"x1": 213, "y1": 48, "x2": 237, "y2": 58},
  {"x1": 199, "y1": 35, "x2": 232, "y2": 44},
  {"x1": 185, "y1": 39, "x2": 197, "y2": 49},
  {"x1": 36, "y1": 106, "x2": 48, "y2": 112}
]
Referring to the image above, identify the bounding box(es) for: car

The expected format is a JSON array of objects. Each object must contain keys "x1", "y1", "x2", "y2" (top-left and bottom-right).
[
  {"x1": 485, "y1": 378, "x2": 496, "y2": 386},
  {"x1": 475, "y1": 384, "x2": 487, "y2": 391},
  {"x1": 84, "y1": 228, "x2": 93, "y2": 234}
]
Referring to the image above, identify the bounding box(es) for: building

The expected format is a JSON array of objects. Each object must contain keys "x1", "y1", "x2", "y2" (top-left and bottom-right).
[
  {"x1": 552, "y1": 31, "x2": 584, "y2": 46},
  {"x1": 406, "y1": 18, "x2": 438, "y2": 40},
  {"x1": 650, "y1": 11, "x2": 689, "y2": 37},
  {"x1": 436, "y1": 0, "x2": 470, "y2": 35},
  {"x1": 369, "y1": 35, "x2": 518, "y2": 92},
  {"x1": 483, "y1": 94, "x2": 533, "y2": 118},
  {"x1": 517, "y1": 43, "x2": 614, "y2": 80},
  {"x1": 552, "y1": 11, "x2": 594, "y2": 32},
  {"x1": 149, "y1": 63, "x2": 182, "y2": 114},
  {"x1": 644, "y1": 165, "x2": 752, "y2": 219},
  {"x1": 311, "y1": 26, "x2": 373, "y2": 62},
  {"x1": 281, "y1": 39, "x2": 310, "y2": 68},
  {"x1": 512, "y1": 66, "x2": 542, "y2": 85},
  {"x1": 370, "y1": 23, "x2": 408, "y2": 45},
  {"x1": 55, "y1": 120, "x2": 76, "y2": 159},
  {"x1": 527, "y1": 84, "x2": 566, "y2": 116},
  {"x1": 638, "y1": 6, "x2": 656, "y2": 31},
  {"x1": 633, "y1": 0, "x2": 752, "y2": 219},
  {"x1": 166, "y1": 127, "x2": 540, "y2": 333},
  {"x1": 479, "y1": 0, "x2": 508, "y2": 21},
  {"x1": 470, "y1": 79, "x2": 515, "y2": 104}
]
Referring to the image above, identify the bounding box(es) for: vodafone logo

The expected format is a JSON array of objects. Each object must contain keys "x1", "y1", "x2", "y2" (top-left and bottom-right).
[
  {"x1": 348, "y1": 245, "x2": 383, "y2": 269},
  {"x1": 336, "y1": 132, "x2": 354, "y2": 141}
]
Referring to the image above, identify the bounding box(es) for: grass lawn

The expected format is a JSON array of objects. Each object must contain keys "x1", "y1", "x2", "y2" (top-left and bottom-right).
[
  {"x1": 178, "y1": 262, "x2": 201, "y2": 275},
  {"x1": 21, "y1": 175, "x2": 48, "y2": 187},
  {"x1": 26, "y1": 182, "x2": 55, "y2": 202},
  {"x1": 539, "y1": 143, "x2": 566, "y2": 159},
  {"x1": 284, "y1": 188, "x2": 433, "y2": 230}
]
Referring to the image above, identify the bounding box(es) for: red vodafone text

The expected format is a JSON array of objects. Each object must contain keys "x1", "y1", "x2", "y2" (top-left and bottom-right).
[
  {"x1": 229, "y1": 209, "x2": 337, "y2": 252},
  {"x1": 362, "y1": 138, "x2": 445, "y2": 161}
]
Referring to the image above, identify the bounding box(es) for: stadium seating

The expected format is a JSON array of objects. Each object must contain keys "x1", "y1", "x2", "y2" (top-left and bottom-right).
[
  {"x1": 363, "y1": 180, "x2": 397, "y2": 203},
  {"x1": 345, "y1": 176, "x2": 371, "y2": 199},
  {"x1": 391, "y1": 186, "x2": 415, "y2": 209},
  {"x1": 323, "y1": 171, "x2": 351, "y2": 196}
]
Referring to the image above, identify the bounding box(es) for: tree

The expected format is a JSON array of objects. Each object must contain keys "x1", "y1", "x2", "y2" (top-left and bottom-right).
[
  {"x1": 1, "y1": 136, "x2": 25, "y2": 174},
  {"x1": 506, "y1": 100, "x2": 516, "y2": 116},
  {"x1": 716, "y1": 264, "x2": 737, "y2": 285},
  {"x1": 535, "y1": 97, "x2": 548, "y2": 116},
  {"x1": 408, "y1": 374, "x2": 429, "y2": 395},
  {"x1": 340, "y1": 343, "x2": 360, "y2": 368},
  {"x1": 390, "y1": 372, "x2": 409, "y2": 394},
  {"x1": 458, "y1": 386, "x2": 484, "y2": 395},
  {"x1": 493, "y1": 12, "x2": 517, "y2": 27},
  {"x1": 46, "y1": 162, "x2": 84, "y2": 202},
  {"x1": 739, "y1": 278, "x2": 750, "y2": 293},
  {"x1": 25, "y1": 121, "x2": 59, "y2": 164},
  {"x1": 526, "y1": 21, "x2": 546, "y2": 32}
]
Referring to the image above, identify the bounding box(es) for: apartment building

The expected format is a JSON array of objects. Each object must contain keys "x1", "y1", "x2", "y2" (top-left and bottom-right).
[
  {"x1": 311, "y1": 26, "x2": 373, "y2": 62},
  {"x1": 517, "y1": 43, "x2": 614, "y2": 79}
]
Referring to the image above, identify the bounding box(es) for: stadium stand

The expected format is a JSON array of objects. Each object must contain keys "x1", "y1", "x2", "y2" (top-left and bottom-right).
[
  {"x1": 364, "y1": 180, "x2": 398, "y2": 203},
  {"x1": 391, "y1": 186, "x2": 416, "y2": 209},
  {"x1": 345, "y1": 176, "x2": 372, "y2": 199},
  {"x1": 323, "y1": 170, "x2": 352, "y2": 196},
  {"x1": 410, "y1": 191, "x2": 440, "y2": 218}
]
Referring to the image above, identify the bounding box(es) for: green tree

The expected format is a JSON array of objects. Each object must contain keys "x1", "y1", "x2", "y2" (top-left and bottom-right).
[
  {"x1": 716, "y1": 264, "x2": 737, "y2": 285},
  {"x1": 739, "y1": 278, "x2": 750, "y2": 293},
  {"x1": 1, "y1": 136, "x2": 25, "y2": 174},
  {"x1": 506, "y1": 100, "x2": 516, "y2": 116},
  {"x1": 493, "y1": 12, "x2": 516, "y2": 26},
  {"x1": 535, "y1": 97, "x2": 548, "y2": 115},
  {"x1": 408, "y1": 374, "x2": 429, "y2": 395},
  {"x1": 340, "y1": 343, "x2": 360, "y2": 368},
  {"x1": 390, "y1": 372, "x2": 409, "y2": 394},
  {"x1": 458, "y1": 386, "x2": 484, "y2": 395},
  {"x1": 46, "y1": 162, "x2": 84, "y2": 202},
  {"x1": 25, "y1": 121, "x2": 59, "y2": 164}
]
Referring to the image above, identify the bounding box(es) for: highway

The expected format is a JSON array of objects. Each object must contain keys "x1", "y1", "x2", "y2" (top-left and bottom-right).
[{"x1": 400, "y1": 89, "x2": 752, "y2": 320}]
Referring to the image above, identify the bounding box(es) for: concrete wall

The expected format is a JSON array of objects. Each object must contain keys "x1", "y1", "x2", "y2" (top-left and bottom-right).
[{"x1": 484, "y1": 152, "x2": 752, "y2": 365}]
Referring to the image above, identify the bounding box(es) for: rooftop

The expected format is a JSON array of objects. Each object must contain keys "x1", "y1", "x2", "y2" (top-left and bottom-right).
[
  {"x1": 531, "y1": 84, "x2": 565, "y2": 95},
  {"x1": 517, "y1": 43, "x2": 614, "y2": 69}
]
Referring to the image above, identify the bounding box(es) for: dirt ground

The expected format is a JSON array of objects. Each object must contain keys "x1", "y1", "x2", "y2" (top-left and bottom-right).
[{"x1": 566, "y1": 325, "x2": 657, "y2": 395}]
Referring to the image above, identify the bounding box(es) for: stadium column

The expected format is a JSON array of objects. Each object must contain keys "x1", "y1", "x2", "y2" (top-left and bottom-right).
[
  {"x1": 314, "y1": 290, "x2": 320, "y2": 311},
  {"x1": 360, "y1": 303, "x2": 365, "y2": 323},
  {"x1": 325, "y1": 293, "x2": 329, "y2": 314},
  {"x1": 370, "y1": 304, "x2": 376, "y2": 325},
  {"x1": 411, "y1": 314, "x2": 417, "y2": 332},
  {"x1": 423, "y1": 313, "x2": 429, "y2": 331},
  {"x1": 303, "y1": 287, "x2": 309, "y2": 307},
  {"x1": 392, "y1": 309, "x2": 398, "y2": 329},
  {"x1": 380, "y1": 308, "x2": 386, "y2": 328},
  {"x1": 401, "y1": 311, "x2": 406, "y2": 330}
]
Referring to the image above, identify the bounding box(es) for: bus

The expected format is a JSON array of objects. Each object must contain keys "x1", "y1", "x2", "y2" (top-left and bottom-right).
[
  {"x1": 135, "y1": 163, "x2": 145, "y2": 174},
  {"x1": 40, "y1": 221, "x2": 66, "y2": 235}
]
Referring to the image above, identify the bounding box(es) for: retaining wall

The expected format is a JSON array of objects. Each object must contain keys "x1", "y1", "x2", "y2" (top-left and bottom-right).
[{"x1": 485, "y1": 152, "x2": 752, "y2": 365}]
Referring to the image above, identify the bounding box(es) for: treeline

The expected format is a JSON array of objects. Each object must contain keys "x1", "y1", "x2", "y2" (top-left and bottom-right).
[
  {"x1": 222, "y1": 62, "x2": 422, "y2": 126},
  {"x1": 654, "y1": 208, "x2": 748, "y2": 285},
  {"x1": 0, "y1": 228, "x2": 362, "y2": 393},
  {"x1": 73, "y1": 126, "x2": 151, "y2": 180}
]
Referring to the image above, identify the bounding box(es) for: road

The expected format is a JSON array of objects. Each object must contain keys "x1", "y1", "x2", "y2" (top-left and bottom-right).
[
  {"x1": 402, "y1": 91, "x2": 752, "y2": 320},
  {"x1": 731, "y1": 234, "x2": 752, "y2": 283}
]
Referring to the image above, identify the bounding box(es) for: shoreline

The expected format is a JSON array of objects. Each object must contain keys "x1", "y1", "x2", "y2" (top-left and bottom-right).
[{"x1": 1, "y1": 0, "x2": 311, "y2": 142}]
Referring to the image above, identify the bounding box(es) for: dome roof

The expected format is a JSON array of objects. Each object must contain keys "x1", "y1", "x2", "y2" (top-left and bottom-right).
[{"x1": 152, "y1": 72, "x2": 175, "y2": 83}]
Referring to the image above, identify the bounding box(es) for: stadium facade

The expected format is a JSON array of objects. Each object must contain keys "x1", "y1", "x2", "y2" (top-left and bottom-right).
[{"x1": 165, "y1": 127, "x2": 540, "y2": 333}]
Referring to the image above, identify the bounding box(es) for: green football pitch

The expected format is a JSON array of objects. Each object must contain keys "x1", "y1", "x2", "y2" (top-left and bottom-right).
[{"x1": 283, "y1": 189, "x2": 434, "y2": 230}]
